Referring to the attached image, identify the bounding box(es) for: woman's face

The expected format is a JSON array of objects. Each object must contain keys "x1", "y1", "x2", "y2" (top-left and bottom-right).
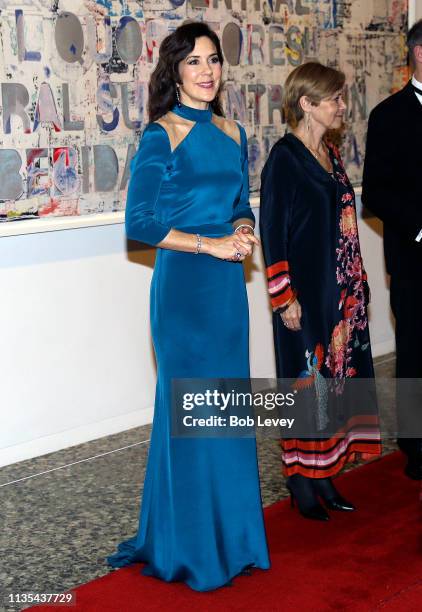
[
  {"x1": 178, "y1": 36, "x2": 222, "y2": 109},
  {"x1": 311, "y1": 89, "x2": 346, "y2": 131}
]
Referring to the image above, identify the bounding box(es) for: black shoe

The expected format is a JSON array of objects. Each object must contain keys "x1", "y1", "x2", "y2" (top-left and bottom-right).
[
  {"x1": 404, "y1": 461, "x2": 422, "y2": 480},
  {"x1": 323, "y1": 495, "x2": 356, "y2": 512},
  {"x1": 397, "y1": 438, "x2": 414, "y2": 455},
  {"x1": 312, "y1": 477, "x2": 356, "y2": 512},
  {"x1": 286, "y1": 476, "x2": 329, "y2": 521}
]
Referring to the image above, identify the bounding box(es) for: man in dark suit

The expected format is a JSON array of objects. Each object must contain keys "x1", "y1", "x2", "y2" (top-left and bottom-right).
[{"x1": 362, "y1": 19, "x2": 422, "y2": 479}]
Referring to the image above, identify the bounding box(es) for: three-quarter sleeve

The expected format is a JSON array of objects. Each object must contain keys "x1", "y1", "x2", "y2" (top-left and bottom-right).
[
  {"x1": 230, "y1": 124, "x2": 255, "y2": 225},
  {"x1": 259, "y1": 144, "x2": 297, "y2": 311},
  {"x1": 125, "y1": 123, "x2": 172, "y2": 246}
]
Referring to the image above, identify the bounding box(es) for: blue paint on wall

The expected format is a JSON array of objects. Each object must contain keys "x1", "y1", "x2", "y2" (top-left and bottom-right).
[
  {"x1": 332, "y1": 0, "x2": 338, "y2": 28},
  {"x1": 95, "y1": 0, "x2": 113, "y2": 9},
  {"x1": 95, "y1": 0, "x2": 117, "y2": 17}
]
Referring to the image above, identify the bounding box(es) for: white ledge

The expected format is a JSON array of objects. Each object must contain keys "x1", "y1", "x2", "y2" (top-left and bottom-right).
[
  {"x1": 0, "y1": 189, "x2": 362, "y2": 237},
  {"x1": 0, "y1": 211, "x2": 125, "y2": 237}
]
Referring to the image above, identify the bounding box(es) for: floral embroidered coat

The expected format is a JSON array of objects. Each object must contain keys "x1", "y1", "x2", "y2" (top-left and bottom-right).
[
  {"x1": 259, "y1": 134, "x2": 381, "y2": 476},
  {"x1": 260, "y1": 132, "x2": 372, "y2": 382}
]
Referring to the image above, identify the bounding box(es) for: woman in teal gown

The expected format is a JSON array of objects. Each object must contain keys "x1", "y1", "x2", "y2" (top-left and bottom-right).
[{"x1": 106, "y1": 22, "x2": 269, "y2": 591}]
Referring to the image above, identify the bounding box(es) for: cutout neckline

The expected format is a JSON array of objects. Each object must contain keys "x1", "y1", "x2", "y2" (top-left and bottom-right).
[{"x1": 171, "y1": 103, "x2": 212, "y2": 123}]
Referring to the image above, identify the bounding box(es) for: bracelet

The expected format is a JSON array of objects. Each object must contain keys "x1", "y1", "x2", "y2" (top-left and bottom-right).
[
  {"x1": 195, "y1": 233, "x2": 202, "y2": 254},
  {"x1": 234, "y1": 224, "x2": 254, "y2": 234}
]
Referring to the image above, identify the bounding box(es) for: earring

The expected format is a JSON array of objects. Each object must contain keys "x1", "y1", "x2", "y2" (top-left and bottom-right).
[
  {"x1": 175, "y1": 85, "x2": 181, "y2": 107},
  {"x1": 306, "y1": 113, "x2": 310, "y2": 132}
]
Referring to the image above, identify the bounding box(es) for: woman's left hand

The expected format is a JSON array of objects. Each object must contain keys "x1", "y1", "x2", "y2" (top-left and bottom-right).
[
  {"x1": 232, "y1": 230, "x2": 260, "y2": 262},
  {"x1": 280, "y1": 299, "x2": 302, "y2": 331}
]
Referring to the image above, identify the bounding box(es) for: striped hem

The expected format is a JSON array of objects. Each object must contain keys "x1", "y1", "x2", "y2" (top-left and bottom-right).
[
  {"x1": 281, "y1": 415, "x2": 379, "y2": 453},
  {"x1": 281, "y1": 445, "x2": 382, "y2": 479},
  {"x1": 280, "y1": 415, "x2": 381, "y2": 478},
  {"x1": 281, "y1": 438, "x2": 381, "y2": 478}
]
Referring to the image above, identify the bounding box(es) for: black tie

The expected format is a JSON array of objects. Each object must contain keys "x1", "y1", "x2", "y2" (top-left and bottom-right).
[{"x1": 413, "y1": 84, "x2": 422, "y2": 96}]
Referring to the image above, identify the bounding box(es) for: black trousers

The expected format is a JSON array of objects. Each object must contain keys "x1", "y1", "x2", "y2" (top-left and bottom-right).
[{"x1": 390, "y1": 277, "x2": 422, "y2": 462}]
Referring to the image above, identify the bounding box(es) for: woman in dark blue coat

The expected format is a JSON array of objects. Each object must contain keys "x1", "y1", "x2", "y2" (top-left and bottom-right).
[{"x1": 260, "y1": 62, "x2": 381, "y2": 521}]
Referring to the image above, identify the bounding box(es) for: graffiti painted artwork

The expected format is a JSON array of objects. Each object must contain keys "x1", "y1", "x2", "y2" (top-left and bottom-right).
[{"x1": 0, "y1": 0, "x2": 409, "y2": 223}]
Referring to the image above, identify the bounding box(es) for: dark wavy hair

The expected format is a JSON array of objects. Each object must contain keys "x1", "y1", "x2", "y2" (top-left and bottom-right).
[{"x1": 148, "y1": 21, "x2": 225, "y2": 122}]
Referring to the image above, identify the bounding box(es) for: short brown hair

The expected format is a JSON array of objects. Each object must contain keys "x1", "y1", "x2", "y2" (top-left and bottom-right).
[
  {"x1": 283, "y1": 62, "x2": 345, "y2": 127},
  {"x1": 407, "y1": 19, "x2": 422, "y2": 66}
]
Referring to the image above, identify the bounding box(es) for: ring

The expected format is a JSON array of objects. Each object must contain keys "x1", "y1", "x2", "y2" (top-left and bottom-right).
[{"x1": 235, "y1": 252, "x2": 242, "y2": 260}]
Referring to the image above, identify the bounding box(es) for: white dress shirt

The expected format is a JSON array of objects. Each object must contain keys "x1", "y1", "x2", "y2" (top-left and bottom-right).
[
  {"x1": 412, "y1": 75, "x2": 422, "y2": 105},
  {"x1": 412, "y1": 76, "x2": 422, "y2": 242}
]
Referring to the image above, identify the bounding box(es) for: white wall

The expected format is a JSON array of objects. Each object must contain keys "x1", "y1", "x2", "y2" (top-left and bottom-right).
[
  {"x1": 409, "y1": 0, "x2": 422, "y2": 24},
  {"x1": 0, "y1": 225, "x2": 156, "y2": 467},
  {"x1": 0, "y1": 198, "x2": 394, "y2": 468}
]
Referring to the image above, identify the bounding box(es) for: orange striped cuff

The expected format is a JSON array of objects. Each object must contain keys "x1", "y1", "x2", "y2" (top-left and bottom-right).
[
  {"x1": 266, "y1": 260, "x2": 289, "y2": 280},
  {"x1": 266, "y1": 260, "x2": 295, "y2": 309},
  {"x1": 271, "y1": 287, "x2": 296, "y2": 310}
]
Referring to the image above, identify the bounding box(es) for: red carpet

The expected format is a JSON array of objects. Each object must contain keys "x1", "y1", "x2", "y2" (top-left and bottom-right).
[{"x1": 26, "y1": 452, "x2": 422, "y2": 611}]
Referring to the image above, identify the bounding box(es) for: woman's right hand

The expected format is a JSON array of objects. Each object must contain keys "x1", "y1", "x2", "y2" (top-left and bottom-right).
[
  {"x1": 280, "y1": 299, "x2": 302, "y2": 331},
  {"x1": 203, "y1": 233, "x2": 259, "y2": 262}
]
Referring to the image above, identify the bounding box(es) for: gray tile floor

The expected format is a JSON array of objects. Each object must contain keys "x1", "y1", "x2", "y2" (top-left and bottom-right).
[{"x1": 0, "y1": 354, "x2": 397, "y2": 612}]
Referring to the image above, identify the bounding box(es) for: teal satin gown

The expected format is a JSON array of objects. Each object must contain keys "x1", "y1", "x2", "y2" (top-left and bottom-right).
[{"x1": 106, "y1": 103, "x2": 270, "y2": 591}]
